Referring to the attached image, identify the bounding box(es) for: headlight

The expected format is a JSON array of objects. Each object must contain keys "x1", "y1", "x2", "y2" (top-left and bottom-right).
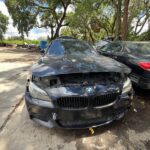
[
  {"x1": 29, "y1": 81, "x2": 50, "y2": 101},
  {"x1": 122, "y1": 77, "x2": 132, "y2": 94}
]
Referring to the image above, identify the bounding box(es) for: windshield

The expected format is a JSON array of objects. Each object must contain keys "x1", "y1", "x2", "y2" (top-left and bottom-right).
[
  {"x1": 47, "y1": 39, "x2": 96, "y2": 56},
  {"x1": 125, "y1": 42, "x2": 150, "y2": 55}
]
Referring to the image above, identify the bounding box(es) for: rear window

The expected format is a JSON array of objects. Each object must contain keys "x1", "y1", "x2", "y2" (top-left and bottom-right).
[{"x1": 126, "y1": 42, "x2": 150, "y2": 55}]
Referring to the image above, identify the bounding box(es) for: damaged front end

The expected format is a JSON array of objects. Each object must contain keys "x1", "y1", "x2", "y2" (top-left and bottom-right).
[{"x1": 25, "y1": 72, "x2": 133, "y2": 129}]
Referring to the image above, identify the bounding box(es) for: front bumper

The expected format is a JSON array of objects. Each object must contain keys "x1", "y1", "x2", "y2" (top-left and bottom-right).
[
  {"x1": 130, "y1": 73, "x2": 150, "y2": 89},
  {"x1": 25, "y1": 90, "x2": 133, "y2": 129}
]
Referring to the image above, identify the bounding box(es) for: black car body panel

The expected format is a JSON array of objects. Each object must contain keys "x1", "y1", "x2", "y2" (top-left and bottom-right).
[
  {"x1": 25, "y1": 38, "x2": 133, "y2": 129},
  {"x1": 25, "y1": 91, "x2": 131, "y2": 129},
  {"x1": 32, "y1": 54, "x2": 130, "y2": 77},
  {"x1": 96, "y1": 41, "x2": 150, "y2": 89}
]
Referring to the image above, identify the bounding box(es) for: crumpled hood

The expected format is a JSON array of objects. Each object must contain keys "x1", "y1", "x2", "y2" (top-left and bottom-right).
[{"x1": 31, "y1": 54, "x2": 131, "y2": 77}]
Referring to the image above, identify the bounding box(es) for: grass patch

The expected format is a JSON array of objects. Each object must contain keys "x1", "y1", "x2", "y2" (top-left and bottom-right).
[{"x1": 0, "y1": 39, "x2": 39, "y2": 45}]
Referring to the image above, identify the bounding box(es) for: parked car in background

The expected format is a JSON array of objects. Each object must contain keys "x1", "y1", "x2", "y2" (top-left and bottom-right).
[
  {"x1": 96, "y1": 41, "x2": 150, "y2": 89},
  {"x1": 25, "y1": 37, "x2": 133, "y2": 129},
  {"x1": 94, "y1": 40, "x2": 109, "y2": 49},
  {"x1": 94, "y1": 36, "x2": 115, "y2": 49}
]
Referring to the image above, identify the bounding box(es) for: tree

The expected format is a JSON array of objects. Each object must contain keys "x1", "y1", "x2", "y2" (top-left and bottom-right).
[
  {"x1": 6, "y1": 0, "x2": 72, "y2": 40},
  {"x1": 62, "y1": 0, "x2": 116, "y2": 42},
  {"x1": 0, "y1": 11, "x2": 8, "y2": 40},
  {"x1": 6, "y1": 0, "x2": 150, "y2": 41},
  {"x1": 111, "y1": 0, "x2": 150, "y2": 40},
  {"x1": 110, "y1": 0, "x2": 122, "y2": 40},
  {"x1": 128, "y1": 0, "x2": 150, "y2": 36}
]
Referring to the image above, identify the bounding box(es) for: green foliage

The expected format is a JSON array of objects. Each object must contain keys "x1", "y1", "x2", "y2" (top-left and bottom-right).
[
  {"x1": 8, "y1": 36, "x2": 25, "y2": 40},
  {"x1": 5, "y1": 0, "x2": 150, "y2": 41},
  {"x1": 127, "y1": 29, "x2": 150, "y2": 41},
  {"x1": 139, "y1": 29, "x2": 150, "y2": 41},
  {"x1": 5, "y1": 0, "x2": 37, "y2": 39},
  {"x1": 0, "y1": 11, "x2": 9, "y2": 40},
  {"x1": 128, "y1": 0, "x2": 150, "y2": 36},
  {"x1": 5, "y1": 0, "x2": 73, "y2": 40},
  {"x1": 62, "y1": 0, "x2": 115, "y2": 42},
  {"x1": 63, "y1": 0, "x2": 150, "y2": 41},
  {"x1": 60, "y1": 27, "x2": 78, "y2": 38}
]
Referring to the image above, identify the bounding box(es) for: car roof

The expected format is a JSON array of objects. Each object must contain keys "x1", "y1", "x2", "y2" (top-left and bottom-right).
[{"x1": 111, "y1": 41, "x2": 150, "y2": 44}]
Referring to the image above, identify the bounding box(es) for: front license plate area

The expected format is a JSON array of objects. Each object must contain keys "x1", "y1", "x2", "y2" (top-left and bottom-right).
[
  {"x1": 58, "y1": 109, "x2": 102, "y2": 121},
  {"x1": 80, "y1": 109, "x2": 102, "y2": 119}
]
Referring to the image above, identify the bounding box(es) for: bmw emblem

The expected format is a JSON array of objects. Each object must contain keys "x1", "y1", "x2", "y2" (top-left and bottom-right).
[{"x1": 85, "y1": 86, "x2": 94, "y2": 94}]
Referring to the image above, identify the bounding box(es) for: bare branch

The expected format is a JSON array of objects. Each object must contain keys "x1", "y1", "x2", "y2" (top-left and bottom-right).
[{"x1": 136, "y1": 16, "x2": 149, "y2": 34}]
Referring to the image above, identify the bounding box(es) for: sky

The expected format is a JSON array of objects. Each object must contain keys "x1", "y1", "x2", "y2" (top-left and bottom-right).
[{"x1": 0, "y1": 0, "x2": 49, "y2": 40}]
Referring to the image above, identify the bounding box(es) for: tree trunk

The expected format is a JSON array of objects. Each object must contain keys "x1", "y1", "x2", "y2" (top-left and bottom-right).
[
  {"x1": 112, "y1": 15, "x2": 117, "y2": 34},
  {"x1": 122, "y1": 0, "x2": 130, "y2": 40},
  {"x1": 50, "y1": 0, "x2": 70, "y2": 40},
  {"x1": 115, "y1": 0, "x2": 122, "y2": 40},
  {"x1": 148, "y1": 17, "x2": 150, "y2": 30},
  {"x1": 87, "y1": 27, "x2": 95, "y2": 43},
  {"x1": 89, "y1": 30, "x2": 95, "y2": 43}
]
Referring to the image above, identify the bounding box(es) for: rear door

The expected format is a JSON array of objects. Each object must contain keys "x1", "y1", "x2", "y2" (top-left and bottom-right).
[{"x1": 110, "y1": 43, "x2": 127, "y2": 63}]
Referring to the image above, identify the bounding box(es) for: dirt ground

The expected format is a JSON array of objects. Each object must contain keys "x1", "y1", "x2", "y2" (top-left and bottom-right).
[{"x1": 0, "y1": 47, "x2": 150, "y2": 150}]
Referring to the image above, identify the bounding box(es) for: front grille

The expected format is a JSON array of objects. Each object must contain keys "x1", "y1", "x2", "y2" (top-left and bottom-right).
[{"x1": 57, "y1": 93, "x2": 119, "y2": 109}]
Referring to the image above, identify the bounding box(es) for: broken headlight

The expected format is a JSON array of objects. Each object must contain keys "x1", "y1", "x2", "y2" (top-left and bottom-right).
[
  {"x1": 32, "y1": 75, "x2": 59, "y2": 87},
  {"x1": 122, "y1": 77, "x2": 132, "y2": 94},
  {"x1": 29, "y1": 81, "x2": 51, "y2": 101}
]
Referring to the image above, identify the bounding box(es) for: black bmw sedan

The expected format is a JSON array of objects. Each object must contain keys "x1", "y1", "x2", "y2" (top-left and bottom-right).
[
  {"x1": 25, "y1": 37, "x2": 133, "y2": 129},
  {"x1": 96, "y1": 41, "x2": 150, "y2": 89}
]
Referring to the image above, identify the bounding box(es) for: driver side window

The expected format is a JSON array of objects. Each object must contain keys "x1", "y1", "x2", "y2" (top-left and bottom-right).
[{"x1": 110, "y1": 43, "x2": 122, "y2": 53}]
